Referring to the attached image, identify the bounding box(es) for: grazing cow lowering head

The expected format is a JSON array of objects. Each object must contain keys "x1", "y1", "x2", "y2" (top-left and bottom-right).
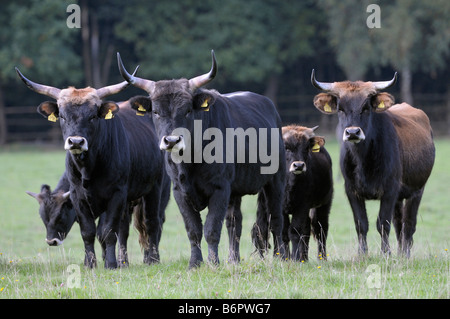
[
  {"x1": 117, "y1": 51, "x2": 217, "y2": 154},
  {"x1": 15, "y1": 67, "x2": 138, "y2": 157},
  {"x1": 311, "y1": 69, "x2": 397, "y2": 143},
  {"x1": 26, "y1": 185, "x2": 74, "y2": 246}
]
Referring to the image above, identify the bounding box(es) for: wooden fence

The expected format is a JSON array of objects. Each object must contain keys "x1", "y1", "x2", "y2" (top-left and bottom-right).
[{"x1": 2, "y1": 93, "x2": 448, "y2": 144}]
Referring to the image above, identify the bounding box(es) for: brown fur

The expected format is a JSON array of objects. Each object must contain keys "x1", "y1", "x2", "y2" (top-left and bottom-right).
[
  {"x1": 282, "y1": 125, "x2": 325, "y2": 147},
  {"x1": 58, "y1": 87, "x2": 100, "y2": 106},
  {"x1": 331, "y1": 81, "x2": 377, "y2": 97}
]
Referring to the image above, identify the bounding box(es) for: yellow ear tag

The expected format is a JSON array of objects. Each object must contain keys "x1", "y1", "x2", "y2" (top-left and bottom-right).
[
  {"x1": 105, "y1": 109, "x2": 114, "y2": 120},
  {"x1": 201, "y1": 99, "x2": 210, "y2": 111},
  {"x1": 324, "y1": 102, "x2": 332, "y2": 113},
  {"x1": 378, "y1": 101, "x2": 385, "y2": 109},
  {"x1": 137, "y1": 104, "x2": 146, "y2": 112},
  {"x1": 312, "y1": 142, "x2": 320, "y2": 153},
  {"x1": 48, "y1": 112, "x2": 57, "y2": 122}
]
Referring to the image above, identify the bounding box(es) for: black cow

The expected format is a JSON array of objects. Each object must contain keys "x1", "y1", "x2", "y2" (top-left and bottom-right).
[
  {"x1": 311, "y1": 70, "x2": 435, "y2": 257},
  {"x1": 16, "y1": 68, "x2": 170, "y2": 268},
  {"x1": 118, "y1": 51, "x2": 286, "y2": 268},
  {"x1": 281, "y1": 125, "x2": 333, "y2": 261},
  {"x1": 26, "y1": 172, "x2": 155, "y2": 266}
]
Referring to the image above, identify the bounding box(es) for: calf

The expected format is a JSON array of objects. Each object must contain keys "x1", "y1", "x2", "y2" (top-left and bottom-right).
[
  {"x1": 281, "y1": 125, "x2": 333, "y2": 261},
  {"x1": 311, "y1": 70, "x2": 435, "y2": 257},
  {"x1": 17, "y1": 68, "x2": 170, "y2": 268},
  {"x1": 26, "y1": 172, "x2": 155, "y2": 266}
]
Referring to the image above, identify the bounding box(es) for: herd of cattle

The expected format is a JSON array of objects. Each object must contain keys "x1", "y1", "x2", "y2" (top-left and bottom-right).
[{"x1": 17, "y1": 50, "x2": 435, "y2": 269}]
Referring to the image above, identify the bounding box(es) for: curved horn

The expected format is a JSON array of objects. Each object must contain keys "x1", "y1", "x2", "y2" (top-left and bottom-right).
[
  {"x1": 372, "y1": 72, "x2": 398, "y2": 90},
  {"x1": 188, "y1": 50, "x2": 217, "y2": 92},
  {"x1": 311, "y1": 69, "x2": 333, "y2": 91},
  {"x1": 117, "y1": 52, "x2": 155, "y2": 95},
  {"x1": 96, "y1": 65, "x2": 140, "y2": 99},
  {"x1": 15, "y1": 67, "x2": 61, "y2": 99}
]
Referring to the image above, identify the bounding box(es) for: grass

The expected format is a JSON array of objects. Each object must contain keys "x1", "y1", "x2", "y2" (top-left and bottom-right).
[{"x1": 0, "y1": 138, "x2": 449, "y2": 299}]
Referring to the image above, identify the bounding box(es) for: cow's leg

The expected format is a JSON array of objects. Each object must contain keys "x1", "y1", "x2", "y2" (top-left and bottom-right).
[
  {"x1": 282, "y1": 212, "x2": 291, "y2": 259},
  {"x1": 289, "y1": 207, "x2": 311, "y2": 261},
  {"x1": 252, "y1": 191, "x2": 269, "y2": 258},
  {"x1": 142, "y1": 187, "x2": 163, "y2": 264},
  {"x1": 346, "y1": 190, "x2": 368, "y2": 255},
  {"x1": 204, "y1": 185, "x2": 231, "y2": 265},
  {"x1": 401, "y1": 189, "x2": 423, "y2": 258},
  {"x1": 99, "y1": 195, "x2": 127, "y2": 269},
  {"x1": 377, "y1": 192, "x2": 397, "y2": 255},
  {"x1": 393, "y1": 199, "x2": 405, "y2": 253},
  {"x1": 226, "y1": 196, "x2": 242, "y2": 264},
  {"x1": 96, "y1": 214, "x2": 106, "y2": 261},
  {"x1": 173, "y1": 187, "x2": 203, "y2": 269},
  {"x1": 264, "y1": 175, "x2": 286, "y2": 259},
  {"x1": 76, "y1": 199, "x2": 97, "y2": 268},
  {"x1": 311, "y1": 201, "x2": 331, "y2": 260},
  {"x1": 117, "y1": 204, "x2": 131, "y2": 267}
]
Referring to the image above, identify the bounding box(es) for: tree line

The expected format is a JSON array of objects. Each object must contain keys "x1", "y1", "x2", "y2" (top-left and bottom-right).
[{"x1": 0, "y1": 0, "x2": 449, "y2": 144}]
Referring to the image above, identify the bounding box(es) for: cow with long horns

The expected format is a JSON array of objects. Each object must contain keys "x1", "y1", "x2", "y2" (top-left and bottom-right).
[
  {"x1": 117, "y1": 51, "x2": 286, "y2": 268},
  {"x1": 16, "y1": 68, "x2": 170, "y2": 268},
  {"x1": 311, "y1": 70, "x2": 435, "y2": 257}
]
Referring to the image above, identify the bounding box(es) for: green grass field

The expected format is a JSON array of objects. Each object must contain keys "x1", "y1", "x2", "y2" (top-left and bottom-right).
[{"x1": 0, "y1": 138, "x2": 448, "y2": 299}]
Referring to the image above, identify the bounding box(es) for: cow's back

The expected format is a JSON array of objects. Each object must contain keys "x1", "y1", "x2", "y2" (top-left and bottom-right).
[{"x1": 387, "y1": 103, "x2": 435, "y2": 194}]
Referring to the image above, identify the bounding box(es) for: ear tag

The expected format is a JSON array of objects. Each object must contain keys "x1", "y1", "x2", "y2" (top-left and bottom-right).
[
  {"x1": 105, "y1": 109, "x2": 114, "y2": 120},
  {"x1": 324, "y1": 102, "x2": 332, "y2": 113},
  {"x1": 378, "y1": 101, "x2": 385, "y2": 109},
  {"x1": 136, "y1": 111, "x2": 145, "y2": 116},
  {"x1": 201, "y1": 99, "x2": 210, "y2": 111},
  {"x1": 137, "y1": 104, "x2": 146, "y2": 112},
  {"x1": 312, "y1": 142, "x2": 320, "y2": 153},
  {"x1": 48, "y1": 112, "x2": 57, "y2": 122}
]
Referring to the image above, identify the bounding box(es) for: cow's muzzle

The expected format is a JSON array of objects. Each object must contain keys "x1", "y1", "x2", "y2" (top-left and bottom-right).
[
  {"x1": 160, "y1": 135, "x2": 185, "y2": 152},
  {"x1": 343, "y1": 127, "x2": 365, "y2": 143},
  {"x1": 65, "y1": 136, "x2": 88, "y2": 154},
  {"x1": 46, "y1": 238, "x2": 63, "y2": 246},
  {"x1": 289, "y1": 161, "x2": 306, "y2": 175}
]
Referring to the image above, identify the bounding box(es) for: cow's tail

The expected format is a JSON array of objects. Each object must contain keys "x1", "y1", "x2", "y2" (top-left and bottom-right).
[{"x1": 133, "y1": 199, "x2": 149, "y2": 251}]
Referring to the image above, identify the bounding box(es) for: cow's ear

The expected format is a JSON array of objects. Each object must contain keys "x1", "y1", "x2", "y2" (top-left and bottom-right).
[
  {"x1": 129, "y1": 96, "x2": 152, "y2": 116},
  {"x1": 313, "y1": 93, "x2": 338, "y2": 114},
  {"x1": 98, "y1": 101, "x2": 119, "y2": 120},
  {"x1": 193, "y1": 92, "x2": 216, "y2": 112},
  {"x1": 37, "y1": 101, "x2": 59, "y2": 122},
  {"x1": 371, "y1": 92, "x2": 395, "y2": 112},
  {"x1": 310, "y1": 136, "x2": 325, "y2": 153}
]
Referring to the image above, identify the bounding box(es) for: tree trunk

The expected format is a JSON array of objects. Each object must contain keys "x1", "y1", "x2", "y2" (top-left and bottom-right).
[
  {"x1": 0, "y1": 84, "x2": 7, "y2": 145},
  {"x1": 81, "y1": 0, "x2": 92, "y2": 87},
  {"x1": 264, "y1": 75, "x2": 279, "y2": 106},
  {"x1": 400, "y1": 65, "x2": 413, "y2": 105}
]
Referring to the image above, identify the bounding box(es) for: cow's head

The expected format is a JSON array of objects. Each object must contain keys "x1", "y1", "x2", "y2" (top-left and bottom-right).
[
  {"x1": 26, "y1": 185, "x2": 75, "y2": 246},
  {"x1": 311, "y1": 70, "x2": 397, "y2": 144},
  {"x1": 117, "y1": 51, "x2": 217, "y2": 153},
  {"x1": 16, "y1": 67, "x2": 138, "y2": 156},
  {"x1": 282, "y1": 125, "x2": 325, "y2": 175}
]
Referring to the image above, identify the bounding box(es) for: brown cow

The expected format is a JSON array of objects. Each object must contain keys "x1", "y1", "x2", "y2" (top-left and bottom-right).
[{"x1": 311, "y1": 70, "x2": 435, "y2": 257}]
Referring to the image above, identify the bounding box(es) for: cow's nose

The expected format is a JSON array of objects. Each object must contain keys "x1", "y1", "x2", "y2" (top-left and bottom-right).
[
  {"x1": 65, "y1": 136, "x2": 89, "y2": 153},
  {"x1": 289, "y1": 161, "x2": 306, "y2": 174},
  {"x1": 160, "y1": 135, "x2": 183, "y2": 151},
  {"x1": 343, "y1": 127, "x2": 365, "y2": 143},
  {"x1": 46, "y1": 238, "x2": 63, "y2": 246}
]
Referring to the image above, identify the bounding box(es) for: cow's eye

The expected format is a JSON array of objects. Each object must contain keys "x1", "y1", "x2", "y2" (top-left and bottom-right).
[
  {"x1": 153, "y1": 110, "x2": 160, "y2": 118},
  {"x1": 185, "y1": 110, "x2": 192, "y2": 118}
]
